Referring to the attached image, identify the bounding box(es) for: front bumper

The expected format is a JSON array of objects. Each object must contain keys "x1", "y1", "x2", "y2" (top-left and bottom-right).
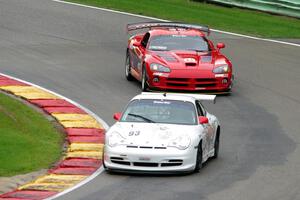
[
  {"x1": 104, "y1": 145, "x2": 197, "y2": 173},
  {"x1": 148, "y1": 70, "x2": 233, "y2": 92}
]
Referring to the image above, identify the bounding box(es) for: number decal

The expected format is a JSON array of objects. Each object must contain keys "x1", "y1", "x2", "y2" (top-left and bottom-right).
[{"x1": 128, "y1": 130, "x2": 140, "y2": 136}]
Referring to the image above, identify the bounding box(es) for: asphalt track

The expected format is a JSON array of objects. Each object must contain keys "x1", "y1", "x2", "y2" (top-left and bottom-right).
[{"x1": 0, "y1": 1, "x2": 299, "y2": 199}]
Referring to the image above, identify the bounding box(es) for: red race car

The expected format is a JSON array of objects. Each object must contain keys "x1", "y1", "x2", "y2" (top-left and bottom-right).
[{"x1": 125, "y1": 22, "x2": 234, "y2": 93}]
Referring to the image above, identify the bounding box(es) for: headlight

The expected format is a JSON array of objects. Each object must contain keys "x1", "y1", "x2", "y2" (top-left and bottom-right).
[
  {"x1": 150, "y1": 63, "x2": 171, "y2": 73},
  {"x1": 213, "y1": 65, "x2": 230, "y2": 74},
  {"x1": 108, "y1": 132, "x2": 126, "y2": 147},
  {"x1": 168, "y1": 135, "x2": 191, "y2": 150}
]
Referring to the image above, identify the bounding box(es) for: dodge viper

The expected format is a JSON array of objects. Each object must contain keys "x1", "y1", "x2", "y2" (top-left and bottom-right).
[{"x1": 125, "y1": 22, "x2": 233, "y2": 93}]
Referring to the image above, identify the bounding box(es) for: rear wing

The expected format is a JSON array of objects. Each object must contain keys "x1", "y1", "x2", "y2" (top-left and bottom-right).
[
  {"x1": 141, "y1": 92, "x2": 216, "y2": 104},
  {"x1": 127, "y1": 22, "x2": 210, "y2": 35}
]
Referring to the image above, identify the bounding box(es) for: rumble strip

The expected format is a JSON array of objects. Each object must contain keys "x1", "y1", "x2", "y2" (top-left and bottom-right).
[{"x1": 0, "y1": 74, "x2": 107, "y2": 200}]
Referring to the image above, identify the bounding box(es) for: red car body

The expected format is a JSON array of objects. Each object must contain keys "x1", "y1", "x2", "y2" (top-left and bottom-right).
[{"x1": 125, "y1": 22, "x2": 233, "y2": 92}]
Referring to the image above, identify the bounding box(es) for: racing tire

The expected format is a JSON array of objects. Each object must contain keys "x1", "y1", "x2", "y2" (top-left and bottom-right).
[
  {"x1": 212, "y1": 127, "x2": 220, "y2": 159},
  {"x1": 103, "y1": 161, "x2": 107, "y2": 169},
  {"x1": 125, "y1": 52, "x2": 134, "y2": 81},
  {"x1": 194, "y1": 141, "x2": 203, "y2": 173},
  {"x1": 141, "y1": 65, "x2": 149, "y2": 91},
  {"x1": 226, "y1": 75, "x2": 234, "y2": 93}
]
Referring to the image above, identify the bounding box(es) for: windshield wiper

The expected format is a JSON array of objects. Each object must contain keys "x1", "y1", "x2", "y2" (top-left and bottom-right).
[{"x1": 128, "y1": 113, "x2": 156, "y2": 123}]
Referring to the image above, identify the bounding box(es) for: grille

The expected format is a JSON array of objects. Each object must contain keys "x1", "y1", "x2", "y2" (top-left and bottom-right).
[
  {"x1": 110, "y1": 157, "x2": 130, "y2": 166},
  {"x1": 195, "y1": 78, "x2": 217, "y2": 88},
  {"x1": 166, "y1": 78, "x2": 189, "y2": 82},
  {"x1": 161, "y1": 159, "x2": 183, "y2": 167},
  {"x1": 110, "y1": 157, "x2": 183, "y2": 167},
  {"x1": 133, "y1": 162, "x2": 158, "y2": 167},
  {"x1": 185, "y1": 62, "x2": 196, "y2": 66},
  {"x1": 166, "y1": 78, "x2": 217, "y2": 89},
  {"x1": 161, "y1": 163, "x2": 182, "y2": 167}
]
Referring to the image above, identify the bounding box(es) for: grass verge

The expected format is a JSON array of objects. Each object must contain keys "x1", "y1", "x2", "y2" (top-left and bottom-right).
[
  {"x1": 64, "y1": 0, "x2": 300, "y2": 38},
  {"x1": 0, "y1": 92, "x2": 63, "y2": 177}
]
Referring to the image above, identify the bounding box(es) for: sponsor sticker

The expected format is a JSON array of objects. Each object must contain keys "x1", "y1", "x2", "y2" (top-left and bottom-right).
[
  {"x1": 215, "y1": 74, "x2": 229, "y2": 78},
  {"x1": 153, "y1": 100, "x2": 171, "y2": 104}
]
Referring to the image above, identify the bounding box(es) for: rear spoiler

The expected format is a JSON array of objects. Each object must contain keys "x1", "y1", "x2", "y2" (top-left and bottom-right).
[
  {"x1": 127, "y1": 22, "x2": 210, "y2": 35},
  {"x1": 141, "y1": 92, "x2": 216, "y2": 104}
]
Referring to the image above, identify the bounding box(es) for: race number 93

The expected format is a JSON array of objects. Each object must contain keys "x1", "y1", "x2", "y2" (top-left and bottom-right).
[{"x1": 128, "y1": 130, "x2": 140, "y2": 136}]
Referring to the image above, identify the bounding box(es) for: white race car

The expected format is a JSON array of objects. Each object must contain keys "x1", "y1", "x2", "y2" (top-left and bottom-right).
[{"x1": 103, "y1": 92, "x2": 220, "y2": 173}]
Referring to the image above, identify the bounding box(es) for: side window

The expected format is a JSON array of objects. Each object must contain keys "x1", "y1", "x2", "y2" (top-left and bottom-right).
[
  {"x1": 141, "y1": 32, "x2": 150, "y2": 48},
  {"x1": 196, "y1": 101, "x2": 206, "y2": 116}
]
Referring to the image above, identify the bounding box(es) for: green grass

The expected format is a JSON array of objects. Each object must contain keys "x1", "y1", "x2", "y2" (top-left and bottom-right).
[
  {"x1": 0, "y1": 93, "x2": 63, "y2": 177},
  {"x1": 65, "y1": 0, "x2": 300, "y2": 38}
]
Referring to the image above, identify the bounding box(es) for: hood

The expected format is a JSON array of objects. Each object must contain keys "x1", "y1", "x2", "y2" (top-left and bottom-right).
[
  {"x1": 149, "y1": 50, "x2": 219, "y2": 70},
  {"x1": 108, "y1": 122, "x2": 199, "y2": 147}
]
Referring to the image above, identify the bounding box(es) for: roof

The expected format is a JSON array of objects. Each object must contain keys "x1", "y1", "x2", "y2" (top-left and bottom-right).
[{"x1": 132, "y1": 92, "x2": 216, "y2": 104}]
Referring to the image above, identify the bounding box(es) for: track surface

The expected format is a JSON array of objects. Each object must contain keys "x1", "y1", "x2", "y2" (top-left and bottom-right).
[{"x1": 0, "y1": 1, "x2": 299, "y2": 199}]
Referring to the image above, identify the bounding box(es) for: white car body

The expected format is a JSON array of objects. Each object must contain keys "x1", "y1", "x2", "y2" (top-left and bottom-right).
[{"x1": 103, "y1": 92, "x2": 220, "y2": 173}]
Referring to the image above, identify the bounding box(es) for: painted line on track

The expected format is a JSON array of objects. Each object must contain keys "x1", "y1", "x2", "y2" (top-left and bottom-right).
[
  {"x1": 52, "y1": 0, "x2": 300, "y2": 48},
  {"x1": 0, "y1": 72, "x2": 108, "y2": 200}
]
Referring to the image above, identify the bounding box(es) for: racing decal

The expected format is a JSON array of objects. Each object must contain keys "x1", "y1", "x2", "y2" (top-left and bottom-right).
[
  {"x1": 150, "y1": 45, "x2": 167, "y2": 51},
  {"x1": 128, "y1": 130, "x2": 141, "y2": 136},
  {"x1": 207, "y1": 125, "x2": 214, "y2": 139}
]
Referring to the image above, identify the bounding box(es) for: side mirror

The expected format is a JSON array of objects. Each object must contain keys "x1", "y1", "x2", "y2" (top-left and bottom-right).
[
  {"x1": 198, "y1": 116, "x2": 209, "y2": 124},
  {"x1": 216, "y1": 43, "x2": 225, "y2": 50},
  {"x1": 113, "y1": 112, "x2": 122, "y2": 121},
  {"x1": 132, "y1": 40, "x2": 141, "y2": 47}
]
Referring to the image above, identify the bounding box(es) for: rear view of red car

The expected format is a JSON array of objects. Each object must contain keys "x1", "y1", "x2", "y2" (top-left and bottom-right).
[{"x1": 125, "y1": 22, "x2": 234, "y2": 93}]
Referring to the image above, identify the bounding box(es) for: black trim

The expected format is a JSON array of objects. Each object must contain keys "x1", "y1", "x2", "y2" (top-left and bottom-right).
[{"x1": 127, "y1": 22, "x2": 210, "y2": 35}]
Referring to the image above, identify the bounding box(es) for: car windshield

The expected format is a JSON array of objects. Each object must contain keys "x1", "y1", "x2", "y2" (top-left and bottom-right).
[
  {"x1": 148, "y1": 35, "x2": 209, "y2": 52},
  {"x1": 121, "y1": 99, "x2": 197, "y2": 125}
]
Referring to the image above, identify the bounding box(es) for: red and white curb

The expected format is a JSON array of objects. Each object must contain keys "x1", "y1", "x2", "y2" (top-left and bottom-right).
[{"x1": 0, "y1": 73, "x2": 108, "y2": 200}]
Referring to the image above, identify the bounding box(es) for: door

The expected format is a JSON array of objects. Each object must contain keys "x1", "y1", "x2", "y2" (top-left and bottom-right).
[
  {"x1": 196, "y1": 101, "x2": 210, "y2": 157},
  {"x1": 130, "y1": 33, "x2": 149, "y2": 80}
]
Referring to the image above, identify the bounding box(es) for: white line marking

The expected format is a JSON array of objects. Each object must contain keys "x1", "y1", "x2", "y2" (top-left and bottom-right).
[
  {"x1": 0, "y1": 72, "x2": 108, "y2": 200},
  {"x1": 52, "y1": 0, "x2": 300, "y2": 47}
]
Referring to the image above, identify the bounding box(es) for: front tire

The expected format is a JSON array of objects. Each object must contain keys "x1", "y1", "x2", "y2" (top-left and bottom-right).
[
  {"x1": 141, "y1": 65, "x2": 149, "y2": 91},
  {"x1": 194, "y1": 141, "x2": 203, "y2": 173},
  {"x1": 125, "y1": 52, "x2": 134, "y2": 81},
  {"x1": 212, "y1": 128, "x2": 220, "y2": 159}
]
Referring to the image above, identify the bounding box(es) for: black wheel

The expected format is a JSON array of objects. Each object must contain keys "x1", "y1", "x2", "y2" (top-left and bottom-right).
[
  {"x1": 194, "y1": 141, "x2": 203, "y2": 173},
  {"x1": 103, "y1": 160, "x2": 107, "y2": 169},
  {"x1": 212, "y1": 127, "x2": 220, "y2": 159},
  {"x1": 227, "y1": 75, "x2": 234, "y2": 92},
  {"x1": 141, "y1": 65, "x2": 149, "y2": 91},
  {"x1": 125, "y1": 52, "x2": 134, "y2": 81}
]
